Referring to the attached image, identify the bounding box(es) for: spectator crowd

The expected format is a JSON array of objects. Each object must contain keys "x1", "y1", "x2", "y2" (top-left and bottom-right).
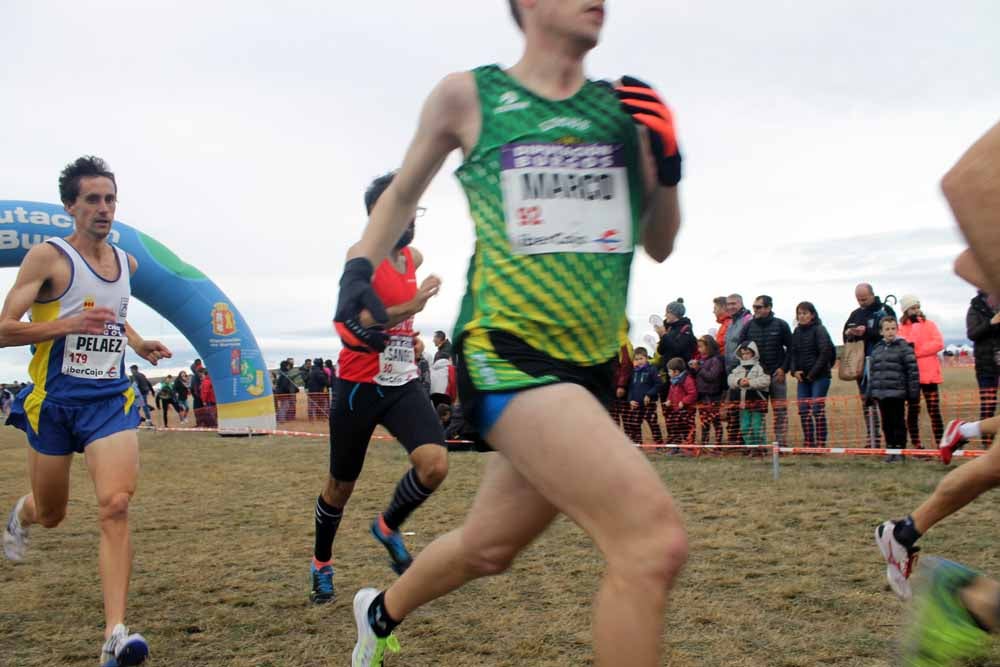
[
  {"x1": 4, "y1": 286, "x2": 987, "y2": 458},
  {"x1": 609, "y1": 285, "x2": 998, "y2": 460}
]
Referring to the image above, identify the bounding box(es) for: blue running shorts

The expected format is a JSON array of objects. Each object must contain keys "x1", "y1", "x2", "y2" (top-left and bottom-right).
[{"x1": 6, "y1": 385, "x2": 141, "y2": 456}]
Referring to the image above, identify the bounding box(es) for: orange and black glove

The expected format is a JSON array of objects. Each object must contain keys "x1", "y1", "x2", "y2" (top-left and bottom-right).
[
  {"x1": 333, "y1": 258, "x2": 389, "y2": 353},
  {"x1": 614, "y1": 75, "x2": 681, "y2": 187}
]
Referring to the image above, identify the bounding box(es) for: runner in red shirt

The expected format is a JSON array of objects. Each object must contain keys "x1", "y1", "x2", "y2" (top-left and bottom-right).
[{"x1": 309, "y1": 172, "x2": 448, "y2": 604}]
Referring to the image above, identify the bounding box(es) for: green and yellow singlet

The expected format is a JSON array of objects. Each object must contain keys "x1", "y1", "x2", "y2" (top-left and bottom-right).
[{"x1": 453, "y1": 64, "x2": 644, "y2": 391}]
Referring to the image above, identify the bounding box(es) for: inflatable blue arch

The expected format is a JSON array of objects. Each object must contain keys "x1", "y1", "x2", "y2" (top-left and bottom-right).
[{"x1": 0, "y1": 201, "x2": 276, "y2": 431}]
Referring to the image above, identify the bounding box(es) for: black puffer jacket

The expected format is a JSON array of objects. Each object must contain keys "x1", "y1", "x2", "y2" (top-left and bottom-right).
[
  {"x1": 967, "y1": 292, "x2": 1000, "y2": 377},
  {"x1": 657, "y1": 317, "x2": 697, "y2": 363},
  {"x1": 789, "y1": 320, "x2": 835, "y2": 381},
  {"x1": 867, "y1": 338, "x2": 919, "y2": 401},
  {"x1": 306, "y1": 366, "x2": 330, "y2": 393},
  {"x1": 739, "y1": 313, "x2": 792, "y2": 375},
  {"x1": 843, "y1": 298, "x2": 896, "y2": 355}
]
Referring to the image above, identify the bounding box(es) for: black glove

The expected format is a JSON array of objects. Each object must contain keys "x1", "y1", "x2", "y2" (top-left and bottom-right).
[
  {"x1": 333, "y1": 258, "x2": 389, "y2": 353},
  {"x1": 614, "y1": 75, "x2": 682, "y2": 187}
]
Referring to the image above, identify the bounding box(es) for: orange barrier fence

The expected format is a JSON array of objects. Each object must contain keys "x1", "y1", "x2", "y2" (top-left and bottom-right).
[
  {"x1": 150, "y1": 388, "x2": 995, "y2": 453},
  {"x1": 610, "y1": 389, "x2": 996, "y2": 450}
]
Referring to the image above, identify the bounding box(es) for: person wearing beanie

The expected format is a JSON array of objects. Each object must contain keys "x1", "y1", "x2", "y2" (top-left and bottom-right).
[
  {"x1": 652, "y1": 297, "x2": 697, "y2": 400},
  {"x1": 666, "y1": 299, "x2": 686, "y2": 319},
  {"x1": 897, "y1": 295, "x2": 945, "y2": 446}
]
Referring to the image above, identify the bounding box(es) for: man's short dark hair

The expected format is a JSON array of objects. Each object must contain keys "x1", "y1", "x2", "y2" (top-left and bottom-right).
[
  {"x1": 130, "y1": 364, "x2": 138, "y2": 371},
  {"x1": 755, "y1": 295, "x2": 773, "y2": 308},
  {"x1": 508, "y1": 0, "x2": 523, "y2": 28},
  {"x1": 59, "y1": 156, "x2": 116, "y2": 205},
  {"x1": 364, "y1": 171, "x2": 396, "y2": 214},
  {"x1": 434, "y1": 330, "x2": 446, "y2": 340}
]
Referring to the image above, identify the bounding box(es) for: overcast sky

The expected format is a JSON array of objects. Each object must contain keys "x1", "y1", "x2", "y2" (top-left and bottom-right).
[{"x1": 1, "y1": 1, "x2": 997, "y2": 381}]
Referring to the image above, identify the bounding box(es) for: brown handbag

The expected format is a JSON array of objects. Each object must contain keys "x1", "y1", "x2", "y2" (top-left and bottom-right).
[{"x1": 838, "y1": 340, "x2": 865, "y2": 381}]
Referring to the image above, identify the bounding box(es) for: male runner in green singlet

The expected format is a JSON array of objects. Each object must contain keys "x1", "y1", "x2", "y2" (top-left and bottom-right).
[{"x1": 333, "y1": 2, "x2": 687, "y2": 665}]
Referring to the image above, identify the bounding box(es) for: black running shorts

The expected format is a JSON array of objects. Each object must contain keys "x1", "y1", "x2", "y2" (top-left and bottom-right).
[
  {"x1": 329, "y1": 378, "x2": 445, "y2": 482},
  {"x1": 455, "y1": 330, "x2": 615, "y2": 437}
]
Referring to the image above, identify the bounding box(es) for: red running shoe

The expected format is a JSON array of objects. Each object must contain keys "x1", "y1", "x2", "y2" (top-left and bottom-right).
[{"x1": 939, "y1": 419, "x2": 967, "y2": 465}]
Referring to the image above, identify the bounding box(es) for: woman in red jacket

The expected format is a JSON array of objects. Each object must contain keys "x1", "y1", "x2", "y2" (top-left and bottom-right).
[
  {"x1": 198, "y1": 368, "x2": 218, "y2": 428},
  {"x1": 898, "y1": 295, "x2": 945, "y2": 447}
]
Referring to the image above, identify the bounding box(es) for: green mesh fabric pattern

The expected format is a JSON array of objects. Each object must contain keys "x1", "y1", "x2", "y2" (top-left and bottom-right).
[{"x1": 453, "y1": 64, "x2": 643, "y2": 368}]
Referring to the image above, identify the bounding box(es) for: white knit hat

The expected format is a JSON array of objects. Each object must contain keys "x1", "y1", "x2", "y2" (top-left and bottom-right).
[{"x1": 900, "y1": 294, "x2": 920, "y2": 312}]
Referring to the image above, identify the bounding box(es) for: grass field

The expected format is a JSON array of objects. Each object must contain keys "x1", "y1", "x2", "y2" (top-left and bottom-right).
[{"x1": 2, "y1": 425, "x2": 1000, "y2": 666}]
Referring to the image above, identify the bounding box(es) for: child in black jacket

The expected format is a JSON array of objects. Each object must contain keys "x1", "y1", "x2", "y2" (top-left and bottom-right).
[{"x1": 867, "y1": 317, "x2": 920, "y2": 460}]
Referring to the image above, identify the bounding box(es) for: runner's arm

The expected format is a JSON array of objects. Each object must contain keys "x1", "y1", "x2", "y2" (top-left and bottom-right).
[
  {"x1": 637, "y1": 129, "x2": 681, "y2": 263},
  {"x1": 347, "y1": 73, "x2": 476, "y2": 265},
  {"x1": 0, "y1": 244, "x2": 111, "y2": 347},
  {"x1": 125, "y1": 321, "x2": 172, "y2": 365},
  {"x1": 942, "y1": 120, "x2": 1000, "y2": 293},
  {"x1": 360, "y1": 301, "x2": 427, "y2": 330},
  {"x1": 359, "y1": 273, "x2": 442, "y2": 330},
  {"x1": 124, "y1": 322, "x2": 146, "y2": 351}
]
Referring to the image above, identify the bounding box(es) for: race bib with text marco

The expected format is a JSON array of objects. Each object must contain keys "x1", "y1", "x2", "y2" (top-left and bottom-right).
[{"x1": 500, "y1": 142, "x2": 632, "y2": 255}]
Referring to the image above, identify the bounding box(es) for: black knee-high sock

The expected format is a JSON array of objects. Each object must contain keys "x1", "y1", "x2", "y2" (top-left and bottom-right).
[
  {"x1": 382, "y1": 468, "x2": 433, "y2": 532},
  {"x1": 314, "y1": 495, "x2": 343, "y2": 563}
]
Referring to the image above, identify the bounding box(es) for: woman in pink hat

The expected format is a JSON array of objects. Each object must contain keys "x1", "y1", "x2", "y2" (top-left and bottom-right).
[{"x1": 897, "y1": 294, "x2": 945, "y2": 447}]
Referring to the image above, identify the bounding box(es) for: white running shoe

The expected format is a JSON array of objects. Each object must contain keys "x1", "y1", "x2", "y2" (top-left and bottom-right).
[
  {"x1": 352, "y1": 588, "x2": 400, "y2": 667},
  {"x1": 3, "y1": 496, "x2": 29, "y2": 562},
  {"x1": 100, "y1": 623, "x2": 149, "y2": 667},
  {"x1": 875, "y1": 520, "x2": 918, "y2": 600},
  {"x1": 939, "y1": 419, "x2": 967, "y2": 465}
]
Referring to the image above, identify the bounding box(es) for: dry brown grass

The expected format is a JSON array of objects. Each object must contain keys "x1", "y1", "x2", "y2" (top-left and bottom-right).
[{"x1": 2, "y1": 426, "x2": 1000, "y2": 666}]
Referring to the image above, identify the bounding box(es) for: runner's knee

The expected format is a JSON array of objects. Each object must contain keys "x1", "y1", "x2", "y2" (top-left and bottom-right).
[
  {"x1": 323, "y1": 478, "x2": 355, "y2": 507},
  {"x1": 463, "y1": 541, "x2": 519, "y2": 577},
  {"x1": 415, "y1": 449, "x2": 448, "y2": 489},
  {"x1": 607, "y1": 497, "x2": 688, "y2": 584},
  {"x1": 98, "y1": 491, "x2": 132, "y2": 523}
]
